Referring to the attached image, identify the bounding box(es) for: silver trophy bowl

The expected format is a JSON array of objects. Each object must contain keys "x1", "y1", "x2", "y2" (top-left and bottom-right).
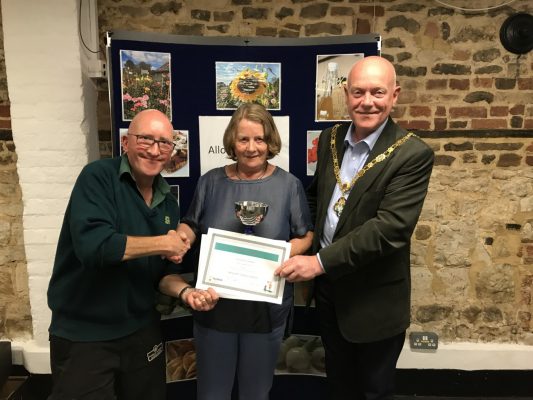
[{"x1": 235, "y1": 201, "x2": 269, "y2": 234}]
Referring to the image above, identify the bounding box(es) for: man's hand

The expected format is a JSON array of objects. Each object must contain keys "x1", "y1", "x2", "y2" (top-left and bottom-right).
[
  {"x1": 275, "y1": 255, "x2": 324, "y2": 282},
  {"x1": 123, "y1": 231, "x2": 190, "y2": 262},
  {"x1": 165, "y1": 230, "x2": 191, "y2": 263},
  {"x1": 183, "y1": 287, "x2": 219, "y2": 311}
]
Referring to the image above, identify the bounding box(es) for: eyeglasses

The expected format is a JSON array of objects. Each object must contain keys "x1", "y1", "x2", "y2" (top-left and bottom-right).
[{"x1": 128, "y1": 134, "x2": 176, "y2": 153}]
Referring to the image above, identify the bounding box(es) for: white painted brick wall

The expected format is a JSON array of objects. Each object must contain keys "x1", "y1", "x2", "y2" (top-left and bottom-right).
[
  {"x1": 2, "y1": 0, "x2": 99, "y2": 368},
  {"x1": 22, "y1": 215, "x2": 65, "y2": 230},
  {"x1": 17, "y1": 150, "x2": 88, "y2": 167}
]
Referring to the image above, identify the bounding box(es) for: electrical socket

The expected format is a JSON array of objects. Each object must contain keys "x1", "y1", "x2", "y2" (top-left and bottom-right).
[
  {"x1": 409, "y1": 331, "x2": 438, "y2": 350},
  {"x1": 87, "y1": 59, "x2": 107, "y2": 79}
]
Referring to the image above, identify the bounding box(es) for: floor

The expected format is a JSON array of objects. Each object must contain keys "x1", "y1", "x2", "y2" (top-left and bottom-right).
[
  {"x1": 4, "y1": 370, "x2": 532, "y2": 400},
  {"x1": 396, "y1": 398, "x2": 531, "y2": 400}
]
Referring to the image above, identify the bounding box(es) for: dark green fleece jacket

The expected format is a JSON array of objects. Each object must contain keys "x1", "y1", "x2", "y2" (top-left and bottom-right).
[{"x1": 47, "y1": 155, "x2": 181, "y2": 341}]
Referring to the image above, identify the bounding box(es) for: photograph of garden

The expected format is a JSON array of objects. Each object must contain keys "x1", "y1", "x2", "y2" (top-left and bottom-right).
[{"x1": 120, "y1": 50, "x2": 172, "y2": 121}]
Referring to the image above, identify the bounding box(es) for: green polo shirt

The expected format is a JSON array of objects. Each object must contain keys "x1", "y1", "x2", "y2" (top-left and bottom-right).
[
  {"x1": 48, "y1": 155, "x2": 181, "y2": 341},
  {"x1": 118, "y1": 155, "x2": 169, "y2": 208}
]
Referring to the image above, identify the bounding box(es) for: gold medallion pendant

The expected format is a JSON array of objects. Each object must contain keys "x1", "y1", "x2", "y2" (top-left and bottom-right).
[{"x1": 333, "y1": 196, "x2": 346, "y2": 217}]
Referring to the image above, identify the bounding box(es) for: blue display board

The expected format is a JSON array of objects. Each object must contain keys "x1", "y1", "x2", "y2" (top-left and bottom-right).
[{"x1": 106, "y1": 31, "x2": 380, "y2": 215}]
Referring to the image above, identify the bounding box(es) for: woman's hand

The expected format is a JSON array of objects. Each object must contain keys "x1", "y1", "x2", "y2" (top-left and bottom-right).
[{"x1": 182, "y1": 287, "x2": 219, "y2": 311}]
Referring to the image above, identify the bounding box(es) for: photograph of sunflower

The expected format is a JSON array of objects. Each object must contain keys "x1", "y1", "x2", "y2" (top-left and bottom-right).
[{"x1": 215, "y1": 62, "x2": 281, "y2": 110}]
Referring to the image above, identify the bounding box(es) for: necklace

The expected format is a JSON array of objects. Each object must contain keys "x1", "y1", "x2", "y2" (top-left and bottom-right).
[
  {"x1": 330, "y1": 124, "x2": 417, "y2": 217},
  {"x1": 235, "y1": 162, "x2": 268, "y2": 180}
]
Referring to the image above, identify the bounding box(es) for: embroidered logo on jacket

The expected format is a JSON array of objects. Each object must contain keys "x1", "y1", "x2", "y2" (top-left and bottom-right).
[{"x1": 164, "y1": 216, "x2": 171, "y2": 225}]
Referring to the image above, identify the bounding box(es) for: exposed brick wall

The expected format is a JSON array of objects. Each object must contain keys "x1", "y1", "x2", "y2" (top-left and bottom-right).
[
  {"x1": 417, "y1": 134, "x2": 533, "y2": 341},
  {"x1": 95, "y1": 0, "x2": 533, "y2": 343},
  {"x1": 0, "y1": 2, "x2": 32, "y2": 339},
  {"x1": 98, "y1": 0, "x2": 533, "y2": 132},
  {"x1": 1, "y1": 0, "x2": 99, "y2": 350},
  {"x1": 1, "y1": 0, "x2": 532, "y2": 344}
]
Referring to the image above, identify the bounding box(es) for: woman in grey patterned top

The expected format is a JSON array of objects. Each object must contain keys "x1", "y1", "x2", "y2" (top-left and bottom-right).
[{"x1": 178, "y1": 103, "x2": 313, "y2": 400}]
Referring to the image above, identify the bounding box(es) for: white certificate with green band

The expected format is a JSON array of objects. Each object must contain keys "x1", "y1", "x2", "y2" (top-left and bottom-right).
[{"x1": 196, "y1": 228, "x2": 291, "y2": 304}]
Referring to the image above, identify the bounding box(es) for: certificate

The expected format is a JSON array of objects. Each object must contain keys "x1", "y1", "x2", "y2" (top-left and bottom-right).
[{"x1": 196, "y1": 228, "x2": 291, "y2": 304}]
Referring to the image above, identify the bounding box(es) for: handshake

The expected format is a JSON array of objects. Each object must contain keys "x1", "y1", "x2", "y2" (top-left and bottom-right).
[
  {"x1": 157, "y1": 229, "x2": 219, "y2": 312},
  {"x1": 163, "y1": 229, "x2": 191, "y2": 264}
]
